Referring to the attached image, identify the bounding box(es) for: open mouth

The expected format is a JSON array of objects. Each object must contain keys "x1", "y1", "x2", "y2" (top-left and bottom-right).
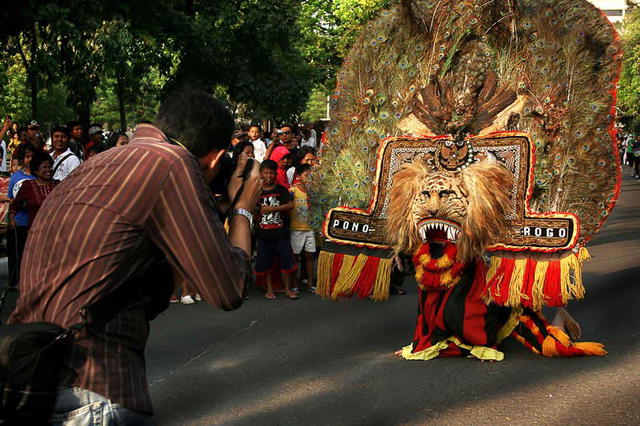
[{"x1": 417, "y1": 218, "x2": 461, "y2": 243}]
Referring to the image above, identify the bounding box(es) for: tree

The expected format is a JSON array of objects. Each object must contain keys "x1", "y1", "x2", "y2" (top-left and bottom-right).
[{"x1": 618, "y1": 7, "x2": 640, "y2": 134}]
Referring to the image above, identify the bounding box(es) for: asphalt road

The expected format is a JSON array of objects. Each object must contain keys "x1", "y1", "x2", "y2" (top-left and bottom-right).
[
  {"x1": 2, "y1": 168, "x2": 638, "y2": 425},
  {"x1": 145, "y1": 165, "x2": 640, "y2": 425}
]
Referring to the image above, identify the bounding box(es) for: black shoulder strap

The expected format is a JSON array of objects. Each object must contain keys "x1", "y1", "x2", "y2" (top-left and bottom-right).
[{"x1": 52, "y1": 153, "x2": 74, "y2": 176}]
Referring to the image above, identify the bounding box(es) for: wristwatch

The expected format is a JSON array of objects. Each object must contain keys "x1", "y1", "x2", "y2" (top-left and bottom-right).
[{"x1": 230, "y1": 208, "x2": 254, "y2": 232}]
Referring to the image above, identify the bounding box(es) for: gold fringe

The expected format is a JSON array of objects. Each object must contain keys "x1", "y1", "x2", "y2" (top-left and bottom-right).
[
  {"x1": 372, "y1": 258, "x2": 392, "y2": 301},
  {"x1": 578, "y1": 247, "x2": 591, "y2": 262},
  {"x1": 532, "y1": 261, "x2": 549, "y2": 311},
  {"x1": 559, "y1": 251, "x2": 586, "y2": 305},
  {"x1": 436, "y1": 253, "x2": 454, "y2": 269},
  {"x1": 331, "y1": 254, "x2": 355, "y2": 299},
  {"x1": 317, "y1": 251, "x2": 335, "y2": 299},
  {"x1": 507, "y1": 259, "x2": 528, "y2": 307},
  {"x1": 331, "y1": 254, "x2": 368, "y2": 298},
  {"x1": 572, "y1": 341, "x2": 607, "y2": 356}
]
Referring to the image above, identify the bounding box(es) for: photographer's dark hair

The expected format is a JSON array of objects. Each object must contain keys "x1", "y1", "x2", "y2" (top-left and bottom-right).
[
  {"x1": 249, "y1": 124, "x2": 262, "y2": 132},
  {"x1": 260, "y1": 159, "x2": 278, "y2": 172},
  {"x1": 155, "y1": 88, "x2": 234, "y2": 158},
  {"x1": 30, "y1": 153, "x2": 53, "y2": 174}
]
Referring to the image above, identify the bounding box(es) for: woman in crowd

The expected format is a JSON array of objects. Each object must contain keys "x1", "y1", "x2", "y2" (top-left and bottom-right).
[
  {"x1": 232, "y1": 140, "x2": 255, "y2": 159},
  {"x1": 9, "y1": 153, "x2": 57, "y2": 229},
  {"x1": 108, "y1": 131, "x2": 129, "y2": 148}
]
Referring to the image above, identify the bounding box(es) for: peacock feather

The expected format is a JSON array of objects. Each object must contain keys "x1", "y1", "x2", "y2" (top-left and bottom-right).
[{"x1": 310, "y1": 0, "x2": 622, "y2": 245}]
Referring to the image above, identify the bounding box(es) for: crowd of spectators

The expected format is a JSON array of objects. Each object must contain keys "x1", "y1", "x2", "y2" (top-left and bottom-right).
[
  {"x1": 175, "y1": 122, "x2": 324, "y2": 303},
  {"x1": 0, "y1": 115, "x2": 130, "y2": 285}
]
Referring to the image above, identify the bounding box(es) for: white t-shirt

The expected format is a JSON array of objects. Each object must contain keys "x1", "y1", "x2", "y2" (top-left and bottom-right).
[
  {"x1": 52, "y1": 148, "x2": 81, "y2": 180},
  {"x1": 0, "y1": 141, "x2": 6, "y2": 172},
  {"x1": 252, "y1": 139, "x2": 267, "y2": 163}
]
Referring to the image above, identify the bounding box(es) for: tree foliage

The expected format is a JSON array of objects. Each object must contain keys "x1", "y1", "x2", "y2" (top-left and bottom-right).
[
  {"x1": 0, "y1": 0, "x2": 398, "y2": 130},
  {"x1": 618, "y1": 6, "x2": 640, "y2": 134}
]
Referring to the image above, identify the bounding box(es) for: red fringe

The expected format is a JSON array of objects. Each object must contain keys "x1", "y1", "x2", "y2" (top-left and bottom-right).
[
  {"x1": 330, "y1": 254, "x2": 345, "y2": 295},
  {"x1": 544, "y1": 261, "x2": 563, "y2": 307},
  {"x1": 520, "y1": 258, "x2": 537, "y2": 309},
  {"x1": 353, "y1": 256, "x2": 381, "y2": 298}
]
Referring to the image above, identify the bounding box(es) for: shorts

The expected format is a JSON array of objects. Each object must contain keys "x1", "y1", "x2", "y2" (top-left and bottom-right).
[
  {"x1": 255, "y1": 238, "x2": 297, "y2": 274},
  {"x1": 291, "y1": 230, "x2": 316, "y2": 255}
]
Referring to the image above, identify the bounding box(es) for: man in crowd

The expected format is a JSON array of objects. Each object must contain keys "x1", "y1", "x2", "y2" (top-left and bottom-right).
[
  {"x1": 8, "y1": 88, "x2": 261, "y2": 423},
  {"x1": 248, "y1": 124, "x2": 267, "y2": 162},
  {"x1": 26, "y1": 119, "x2": 44, "y2": 151},
  {"x1": 85, "y1": 124, "x2": 106, "y2": 159},
  {"x1": 67, "y1": 120, "x2": 85, "y2": 160},
  {"x1": 50, "y1": 125, "x2": 81, "y2": 180}
]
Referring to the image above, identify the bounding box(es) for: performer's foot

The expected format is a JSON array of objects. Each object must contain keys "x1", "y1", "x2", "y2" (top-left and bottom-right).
[
  {"x1": 551, "y1": 308, "x2": 582, "y2": 340},
  {"x1": 394, "y1": 349, "x2": 403, "y2": 356}
]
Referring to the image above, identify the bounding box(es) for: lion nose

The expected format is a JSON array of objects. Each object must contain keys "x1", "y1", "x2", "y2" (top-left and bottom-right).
[{"x1": 428, "y1": 208, "x2": 439, "y2": 216}]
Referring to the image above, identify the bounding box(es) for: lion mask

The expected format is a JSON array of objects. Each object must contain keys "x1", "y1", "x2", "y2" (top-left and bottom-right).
[{"x1": 386, "y1": 158, "x2": 514, "y2": 263}]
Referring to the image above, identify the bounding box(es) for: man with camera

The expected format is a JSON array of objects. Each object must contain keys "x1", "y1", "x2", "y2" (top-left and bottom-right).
[{"x1": 7, "y1": 89, "x2": 261, "y2": 424}]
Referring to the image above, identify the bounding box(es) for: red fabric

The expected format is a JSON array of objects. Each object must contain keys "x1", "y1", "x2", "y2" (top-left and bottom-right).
[
  {"x1": 330, "y1": 253, "x2": 345, "y2": 295},
  {"x1": 520, "y1": 258, "x2": 537, "y2": 309},
  {"x1": 486, "y1": 258, "x2": 516, "y2": 306},
  {"x1": 271, "y1": 146, "x2": 291, "y2": 189},
  {"x1": 462, "y1": 262, "x2": 489, "y2": 345},
  {"x1": 353, "y1": 256, "x2": 381, "y2": 298},
  {"x1": 544, "y1": 261, "x2": 563, "y2": 307}
]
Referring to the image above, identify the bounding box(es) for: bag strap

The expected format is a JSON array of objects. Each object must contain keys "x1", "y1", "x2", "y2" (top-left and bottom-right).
[{"x1": 52, "y1": 153, "x2": 73, "y2": 176}]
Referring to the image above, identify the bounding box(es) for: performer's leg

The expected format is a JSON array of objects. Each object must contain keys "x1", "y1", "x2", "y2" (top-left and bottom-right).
[{"x1": 550, "y1": 307, "x2": 581, "y2": 340}]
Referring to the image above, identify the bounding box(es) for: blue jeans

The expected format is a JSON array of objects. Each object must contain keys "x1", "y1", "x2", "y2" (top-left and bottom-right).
[{"x1": 50, "y1": 387, "x2": 154, "y2": 425}]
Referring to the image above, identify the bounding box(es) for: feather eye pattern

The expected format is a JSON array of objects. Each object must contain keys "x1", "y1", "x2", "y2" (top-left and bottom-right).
[{"x1": 310, "y1": 0, "x2": 621, "y2": 243}]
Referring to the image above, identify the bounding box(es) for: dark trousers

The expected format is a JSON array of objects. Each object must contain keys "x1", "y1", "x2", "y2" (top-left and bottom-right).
[
  {"x1": 7, "y1": 226, "x2": 28, "y2": 286},
  {"x1": 635, "y1": 155, "x2": 640, "y2": 176}
]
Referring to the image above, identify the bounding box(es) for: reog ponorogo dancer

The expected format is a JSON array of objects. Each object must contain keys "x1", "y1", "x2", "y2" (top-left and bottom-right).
[{"x1": 310, "y1": 0, "x2": 622, "y2": 360}]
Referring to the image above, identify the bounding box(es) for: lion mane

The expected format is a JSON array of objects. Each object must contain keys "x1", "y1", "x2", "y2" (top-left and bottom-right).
[{"x1": 386, "y1": 158, "x2": 514, "y2": 263}]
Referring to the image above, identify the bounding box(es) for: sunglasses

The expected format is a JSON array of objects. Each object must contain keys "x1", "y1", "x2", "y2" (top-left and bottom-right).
[{"x1": 282, "y1": 130, "x2": 292, "y2": 135}]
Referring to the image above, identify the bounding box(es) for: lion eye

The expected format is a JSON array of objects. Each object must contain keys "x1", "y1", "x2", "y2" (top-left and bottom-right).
[{"x1": 439, "y1": 190, "x2": 452, "y2": 198}]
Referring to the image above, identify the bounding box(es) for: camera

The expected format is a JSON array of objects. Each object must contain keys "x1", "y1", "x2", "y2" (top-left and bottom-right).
[{"x1": 209, "y1": 153, "x2": 254, "y2": 208}]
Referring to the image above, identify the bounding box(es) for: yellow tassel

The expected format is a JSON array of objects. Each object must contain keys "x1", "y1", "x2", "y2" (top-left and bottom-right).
[
  {"x1": 532, "y1": 261, "x2": 549, "y2": 311},
  {"x1": 572, "y1": 342, "x2": 607, "y2": 356},
  {"x1": 419, "y1": 254, "x2": 430, "y2": 265},
  {"x1": 332, "y1": 254, "x2": 368, "y2": 298},
  {"x1": 559, "y1": 251, "x2": 586, "y2": 304},
  {"x1": 317, "y1": 252, "x2": 335, "y2": 299},
  {"x1": 542, "y1": 335, "x2": 560, "y2": 357},
  {"x1": 485, "y1": 256, "x2": 501, "y2": 283},
  {"x1": 436, "y1": 253, "x2": 454, "y2": 269},
  {"x1": 331, "y1": 255, "x2": 356, "y2": 299},
  {"x1": 415, "y1": 265, "x2": 424, "y2": 284},
  {"x1": 372, "y1": 258, "x2": 392, "y2": 301},
  {"x1": 548, "y1": 326, "x2": 571, "y2": 347},
  {"x1": 507, "y1": 259, "x2": 528, "y2": 307},
  {"x1": 578, "y1": 247, "x2": 591, "y2": 263}
]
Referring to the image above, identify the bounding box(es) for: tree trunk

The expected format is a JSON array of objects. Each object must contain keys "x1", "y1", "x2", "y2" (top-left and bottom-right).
[
  {"x1": 116, "y1": 73, "x2": 127, "y2": 130},
  {"x1": 29, "y1": 24, "x2": 38, "y2": 118}
]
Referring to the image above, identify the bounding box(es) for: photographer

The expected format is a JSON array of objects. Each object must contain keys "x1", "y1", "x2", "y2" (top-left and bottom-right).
[{"x1": 8, "y1": 89, "x2": 261, "y2": 423}]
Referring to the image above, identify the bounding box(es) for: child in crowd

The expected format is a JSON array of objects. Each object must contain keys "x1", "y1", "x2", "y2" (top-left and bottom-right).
[
  {"x1": 270, "y1": 146, "x2": 292, "y2": 188},
  {"x1": 10, "y1": 158, "x2": 21, "y2": 174},
  {"x1": 289, "y1": 164, "x2": 316, "y2": 293},
  {"x1": 255, "y1": 160, "x2": 297, "y2": 300}
]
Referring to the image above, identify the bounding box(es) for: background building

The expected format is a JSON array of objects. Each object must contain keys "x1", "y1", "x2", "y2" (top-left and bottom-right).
[{"x1": 588, "y1": 0, "x2": 628, "y2": 23}]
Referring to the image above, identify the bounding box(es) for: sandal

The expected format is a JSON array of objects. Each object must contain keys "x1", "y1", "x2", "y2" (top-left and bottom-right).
[
  {"x1": 265, "y1": 293, "x2": 277, "y2": 300},
  {"x1": 286, "y1": 292, "x2": 299, "y2": 300}
]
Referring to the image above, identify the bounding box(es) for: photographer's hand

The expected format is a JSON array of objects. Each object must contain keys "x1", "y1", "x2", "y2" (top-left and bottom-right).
[{"x1": 227, "y1": 154, "x2": 261, "y2": 257}]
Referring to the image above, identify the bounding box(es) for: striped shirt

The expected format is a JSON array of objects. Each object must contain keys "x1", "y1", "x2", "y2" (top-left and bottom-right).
[{"x1": 8, "y1": 123, "x2": 251, "y2": 414}]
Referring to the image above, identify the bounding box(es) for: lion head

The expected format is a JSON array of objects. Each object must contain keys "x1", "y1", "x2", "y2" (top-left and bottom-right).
[{"x1": 386, "y1": 158, "x2": 514, "y2": 263}]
